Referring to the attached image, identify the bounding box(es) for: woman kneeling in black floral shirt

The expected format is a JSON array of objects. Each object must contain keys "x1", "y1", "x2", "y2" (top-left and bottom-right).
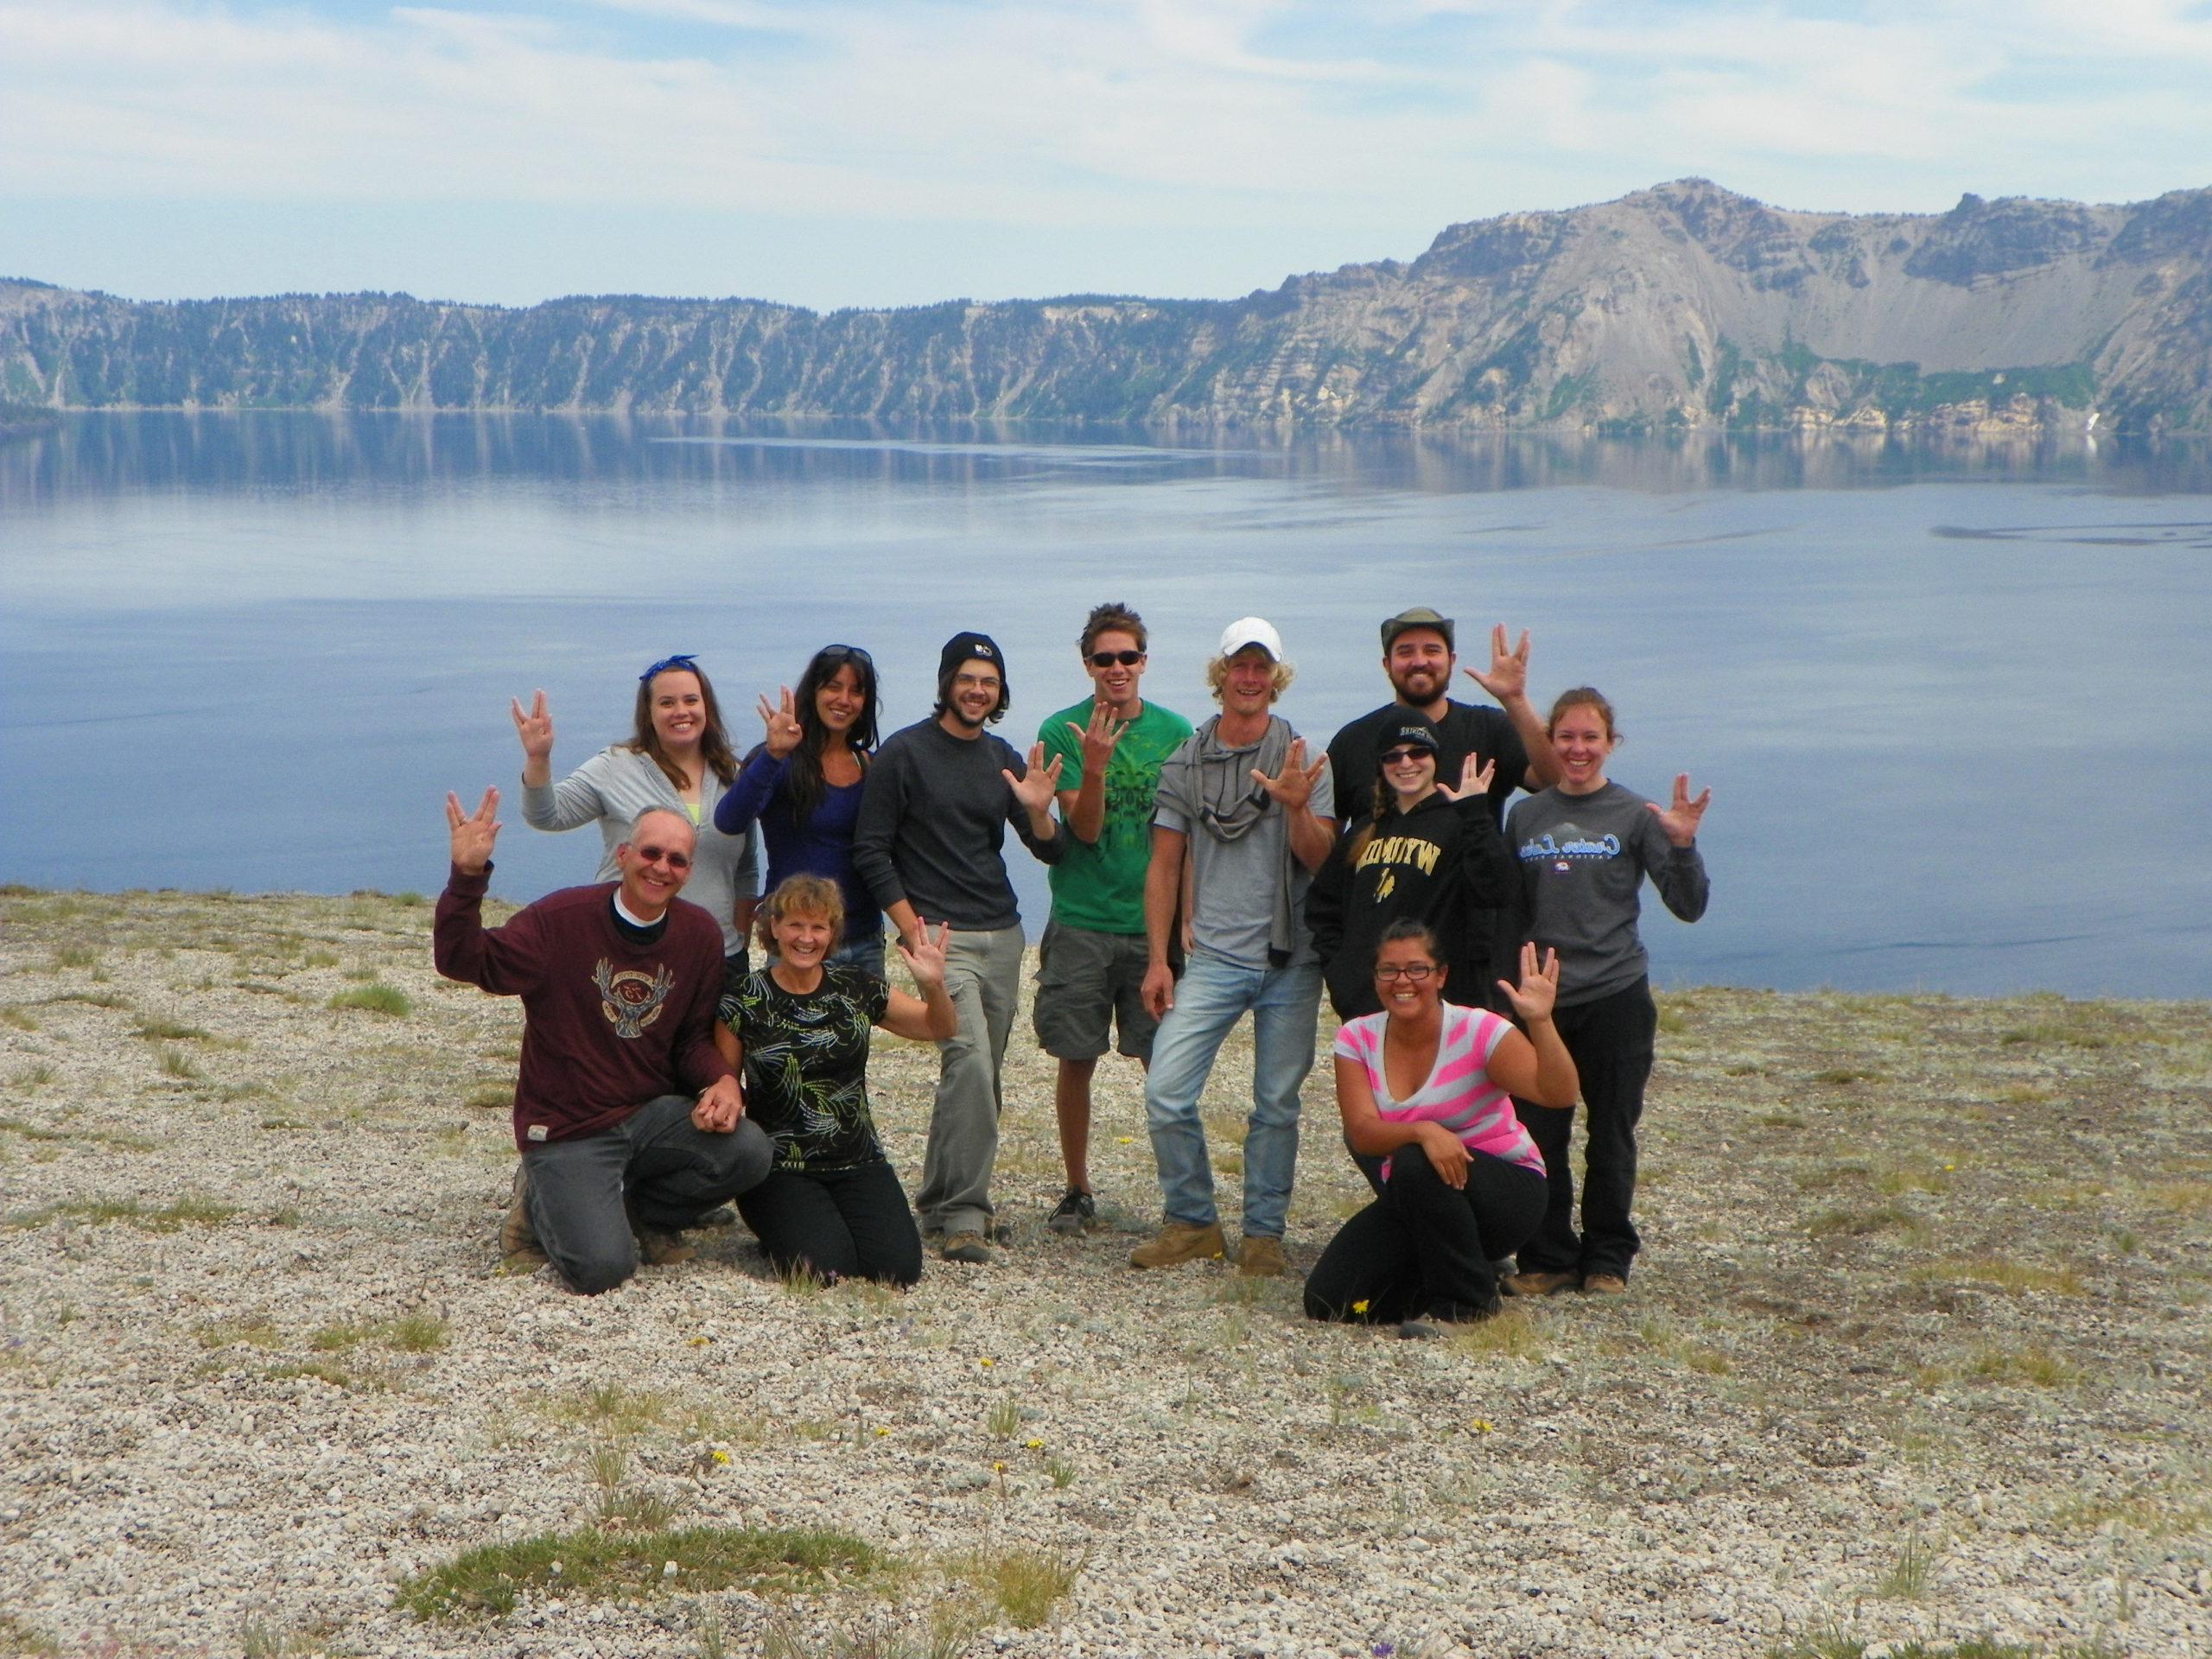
[{"x1": 715, "y1": 875, "x2": 956, "y2": 1285}]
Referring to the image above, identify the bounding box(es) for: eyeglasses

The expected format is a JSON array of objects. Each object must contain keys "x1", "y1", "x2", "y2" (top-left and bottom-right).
[
  {"x1": 817, "y1": 644, "x2": 873, "y2": 668},
  {"x1": 1378, "y1": 747, "x2": 1431, "y2": 766},
  {"x1": 1373, "y1": 963, "x2": 1436, "y2": 982},
  {"x1": 1089, "y1": 649, "x2": 1145, "y2": 668},
  {"x1": 639, "y1": 653, "x2": 700, "y2": 683},
  {"x1": 632, "y1": 845, "x2": 693, "y2": 871}
]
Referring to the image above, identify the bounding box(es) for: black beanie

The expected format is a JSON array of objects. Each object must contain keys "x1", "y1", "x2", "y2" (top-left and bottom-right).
[{"x1": 938, "y1": 631, "x2": 1007, "y2": 691}]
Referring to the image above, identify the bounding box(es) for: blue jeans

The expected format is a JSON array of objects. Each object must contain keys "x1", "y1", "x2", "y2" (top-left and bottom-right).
[
  {"x1": 1142, "y1": 947, "x2": 1322, "y2": 1239},
  {"x1": 829, "y1": 931, "x2": 887, "y2": 980}
]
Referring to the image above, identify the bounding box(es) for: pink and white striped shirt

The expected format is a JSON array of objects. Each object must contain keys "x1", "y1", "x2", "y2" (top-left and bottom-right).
[{"x1": 1333, "y1": 1007, "x2": 1544, "y2": 1179}]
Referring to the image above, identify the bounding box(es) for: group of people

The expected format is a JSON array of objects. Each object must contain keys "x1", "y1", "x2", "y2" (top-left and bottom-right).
[{"x1": 432, "y1": 603, "x2": 1711, "y2": 1336}]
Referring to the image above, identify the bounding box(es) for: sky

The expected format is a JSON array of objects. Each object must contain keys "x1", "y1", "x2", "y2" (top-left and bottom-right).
[{"x1": 3, "y1": 1, "x2": 2210, "y2": 312}]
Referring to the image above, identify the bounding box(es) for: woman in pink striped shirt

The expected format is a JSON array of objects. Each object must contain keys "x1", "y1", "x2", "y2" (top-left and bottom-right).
[{"x1": 1304, "y1": 919, "x2": 1579, "y2": 1336}]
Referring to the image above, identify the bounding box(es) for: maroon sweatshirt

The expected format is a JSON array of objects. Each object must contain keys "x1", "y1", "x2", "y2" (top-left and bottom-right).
[{"x1": 434, "y1": 866, "x2": 734, "y2": 1150}]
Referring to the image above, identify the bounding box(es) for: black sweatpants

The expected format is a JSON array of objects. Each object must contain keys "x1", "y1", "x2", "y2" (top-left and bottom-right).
[
  {"x1": 736, "y1": 1157, "x2": 923, "y2": 1287},
  {"x1": 1304, "y1": 1145, "x2": 1548, "y2": 1323},
  {"x1": 1513, "y1": 977, "x2": 1657, "y2": 1282}
]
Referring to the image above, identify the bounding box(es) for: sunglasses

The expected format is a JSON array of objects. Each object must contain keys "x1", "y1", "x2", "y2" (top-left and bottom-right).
[
  {"x1": 817, "y1": 644, "x2": 873, "y2": 668},
  {"x1": 1089, "y1": 649, "x2": 1145, "y2": 668},
  {"x1": 632, "y1": 845, "x2": 693, "y2": 871},
  {"x1": 1379, "y1": 747, "x2": 1433, "y2": 766},
  {"x1": 639, "y1": 652, "x2": 700, "y2": 683},
  {"x1": 1374, "y1": 963, "x2": 1436, "y2": 982}
]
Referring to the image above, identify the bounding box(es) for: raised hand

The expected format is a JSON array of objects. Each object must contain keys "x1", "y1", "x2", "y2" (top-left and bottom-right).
[
  {"x1": 1434, "y1": 752, "x2": 1497, "y2": 804},
  {"x1": 1462, "y1": 624, "x2": 1532, "y2": 704},
  {"x1": 1497, "y1": 942, "x2": 1561, "y2": 1025},
  {"x1": 1647, "y1": 773, "x2": 1713, "y2": 847},
  {"x1": 1067, "y1": 702, "x2": 1130, "y2": 773},
  {"x1": 758, "y1": 686, "x2": 802, "y2": 759},
  {"x1": 446, "y1": 786, "x2": 502, "y2": 874},
  {"x1": 509, "y1": 690, "x2": 555, "y2": 763},
  {"x1": 1250, "y1": 737, "x2": 1327, "y2": 812},
  {"x1": 1004, "y1": 743, "x2": 1065, "y2": 815},
  {"x1": 895, "y1": 919, "x2": 951, "y2": 989}
]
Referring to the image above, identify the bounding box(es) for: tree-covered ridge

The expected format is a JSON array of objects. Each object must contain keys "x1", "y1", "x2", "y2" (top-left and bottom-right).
[{"x1": 4, "y1": 181, "x2": 2209, "y2": 432}]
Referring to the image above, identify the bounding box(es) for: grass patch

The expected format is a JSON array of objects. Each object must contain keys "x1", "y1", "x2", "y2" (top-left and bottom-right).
[
  {"x1": 462, "y1": 1084, "x2": 513, "y2": 1111},
  {"x1": 11, "y1": 1063, "x2": 58, "y2": 1088},
  {"x1": 1875, "y1": 1529, "x2": 1936, "y2": 1599},
  {"x1": 985, "y1": 1395, "x2": 1021, "y2": 1439},
  {"x1": 0, "y1": 1006, "x2": 37, "y2": 1031},
  {"x1": 51, "y1": 945, "x2": 99, "y2": 970},
  {"x1": 1999, "y1": 1024, "x2": 2107, "y2": 1049},
  {"x1": 945, "y1": 1545, "x2": 1083, "y2": 1629},
  {"x1": 2144, "y1": 1179, "x2": 2212, "y2": 1215},
  {"x1": 12, "y1": 1194, "x2": 240, "y2": 1231},
  {"x1": 1907, "y1": 1257, "x2": 2083, "y2": 1296},
  {"x1": 133, "y1": 1015, "x2": 211, "y2": 1041},
  {"x1": 1445, "y1": 1308, "x2": 1548, "y2": 1361},
  {"x1": 156, "y1": 1046, "x2": 203, "y2": 1079},
  {"x1": 544, "y1": 1380, "x2": 677, "y2": 1439},
  {"x1": 1810, "y1": 1067, "x2": 1880, "y2": 1084},
  {"x1": 1808, "y1": 1203, "x2": 1918, "y2": 1237},
  {"x1": 1920, "y1": 1344, "x2": 2078, "y2": 1389},
  {"x1": 302, "y1": 948, "x2": 341, "y2": 969},
  {"x1": 0, "y1": 1116, "x2": 156, "y2": 1153},
  {"x1": 1637, "y1": 1316, "x2": 1732, "y2": 1375},
  {"x1": 196, "y1": 1316, "x2": 282, "y2": 1351},
  {"x1": 396, "y1": 1524, "x2": 883, "y2": 1619},
  {"x1": 312, "y1": 1312, "x2": 448, "y2": 1354},
  {"x1": 328, "y1": 982, "x2": 411, "y2": 1016}
]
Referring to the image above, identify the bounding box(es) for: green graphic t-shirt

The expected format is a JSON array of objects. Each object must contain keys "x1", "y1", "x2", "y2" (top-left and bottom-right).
[{"x1": 1039, "y1": 696, "x2": 1195, "y2": 935}]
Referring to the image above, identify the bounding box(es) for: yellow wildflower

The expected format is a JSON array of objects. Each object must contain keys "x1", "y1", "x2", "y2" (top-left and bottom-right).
[
  {"x1": 711, "y1": 1449, "x2": 732, "y2": 1465},
  {"x1": 1471, "y1": 1419, "x2": 1494, "y2": 1433},
  {"x1": 1351, "y1": 1300, "x2": 1370, "y2": 1314}
]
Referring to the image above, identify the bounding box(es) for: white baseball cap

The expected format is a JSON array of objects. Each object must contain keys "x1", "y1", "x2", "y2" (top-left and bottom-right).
[{"x1": 1218, "y1": 616, "x2": 1285, "y2": 661}]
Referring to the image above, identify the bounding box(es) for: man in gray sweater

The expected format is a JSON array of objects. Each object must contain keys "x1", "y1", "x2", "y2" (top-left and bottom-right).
[{"x1": 852, "y1": 632, "x2": 1064, "y2": 1265}]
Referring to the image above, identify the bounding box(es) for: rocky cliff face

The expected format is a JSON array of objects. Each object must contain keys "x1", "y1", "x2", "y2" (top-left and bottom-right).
[{"x1": 4, "y1": 180, "x2": 2208, "y2": 432}]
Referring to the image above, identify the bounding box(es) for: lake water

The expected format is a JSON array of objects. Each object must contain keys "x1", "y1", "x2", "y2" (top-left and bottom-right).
[{"x1": 3, "y1": 412, "x2": 2209, "y2": 998}]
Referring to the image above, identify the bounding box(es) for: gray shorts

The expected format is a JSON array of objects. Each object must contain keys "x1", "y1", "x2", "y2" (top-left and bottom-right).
[{"x1": 1032, "y1": 920, "x2": 1160, "y2": 1063}]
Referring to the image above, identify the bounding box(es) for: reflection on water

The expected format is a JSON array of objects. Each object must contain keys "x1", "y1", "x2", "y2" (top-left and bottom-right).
[{"x1": 3, "y1": 413, "x2": 2209, "y2": 998}]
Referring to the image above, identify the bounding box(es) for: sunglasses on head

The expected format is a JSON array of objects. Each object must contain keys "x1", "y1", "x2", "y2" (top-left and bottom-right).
[
  {"x1": 1089, "y1": 649, "x2": 1145, "y2": 668},
  {"x1": 1379, "y1": 746, "x2": 1432, "y2": 766},
  {"x1": 639, "y1": 653, "x2": 700, "y2": 683},
  {"x1": 632, "y1": 844, "x2": 692, "y2": 870},
  {"x1": 817, "y1": 644, "x2": 873, "y2": 668}
]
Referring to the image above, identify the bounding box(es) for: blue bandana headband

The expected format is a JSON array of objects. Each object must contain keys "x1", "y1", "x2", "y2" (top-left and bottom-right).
[{"x1": 639, "y1": 653, "x2": 700, "y2": 683}]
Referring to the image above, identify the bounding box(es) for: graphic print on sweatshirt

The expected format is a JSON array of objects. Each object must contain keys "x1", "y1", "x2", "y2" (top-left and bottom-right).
[
  {"x1": 594, "y1": 959, "x2": 675, "y2": 1039},
  {"x1": 1354, "y1": 831, "x2": 1443, "y2": 906},
  {"x1": 1516, "y1": 820, "x2": 1623, "y2": 877}
]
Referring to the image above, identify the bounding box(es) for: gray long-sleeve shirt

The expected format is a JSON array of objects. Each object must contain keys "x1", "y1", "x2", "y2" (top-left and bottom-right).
[
  {"x1": 850, "y1": 718, "x2": 1062, "y2": 933},
  {"x1": 1507, "y1": 781, "x2": 1709, "y2": 1007}
]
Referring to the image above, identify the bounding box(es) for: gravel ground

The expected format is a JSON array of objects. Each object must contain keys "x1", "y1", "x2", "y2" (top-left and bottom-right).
[{"x1": 1, "y1": 887, "x2": 2208, "y2": 1659}]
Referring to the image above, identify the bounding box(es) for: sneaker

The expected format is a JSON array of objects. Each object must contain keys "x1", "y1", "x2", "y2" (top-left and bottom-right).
[
  {"x1": 939, "y1": 1230, "x2": 992, "y2": 1265},
  {"x1": 1128, "y1": 1220, "x2": 1226, "y2": 1269},
  {"x1": 1047, "y1": 1188, "x2": 1097, "y2": 1236},
  {"x1": 634, "y1": 1227, "x2": 696, "y2": 1267},
  {"x1": 1236, "y1": 1235, "x2": 1288, "y2": 1278},
  {"x1": 1582, "y1": 1272, "x2": 1629, "y2": 1295},
  {"x1": 499, "y1": 1165, "x2": 544, "y2": 1268},
  {"x1": 1500, "y1": 1269, "x2": 1578, "y2": 1297}
]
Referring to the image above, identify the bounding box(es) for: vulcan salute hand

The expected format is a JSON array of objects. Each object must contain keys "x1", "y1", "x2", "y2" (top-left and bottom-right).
[
  {"x1": 1462, "y1": 625, "x2": 1533, "y2": 704},
  {"x1": 1648, "y1": 774, "x2": 1713, "y2": 848},
  {"x1": 1434, "y1": 753, "x2": 1497, "y2": 804},
  {"x1": 1004, "y1": 743, "x2": 1066, "y2": 814},
  {"x1": 1251, "y1": 738, "x2": 1327, "y2": 812},
  {"x1": 1068, "y1": 702, "x2": 1130, "y2": 773},
  {"x1": 446, "y1": 787, "x2": 502, "y2": 874},
  {"x1": 1497, "y1": 942, "x2": 1561, "y2": 1025},
  {"x1": 758, "y1": 685, "x2": 803, "y2": 760},
  {"x1": 509, "y1": 690, "x2": 555, "y2": 763}
]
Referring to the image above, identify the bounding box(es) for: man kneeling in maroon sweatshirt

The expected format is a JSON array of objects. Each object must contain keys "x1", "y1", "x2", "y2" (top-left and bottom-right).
[{"x1": 435, "y1": 787, "x2": 772, "y2": 1294}]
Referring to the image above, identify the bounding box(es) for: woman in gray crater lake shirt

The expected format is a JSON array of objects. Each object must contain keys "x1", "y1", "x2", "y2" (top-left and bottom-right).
[
  {"x1": 512, "y1": 653, "x2": 760, "y2": 966},
  {"x1": 1502, "y1": 686, "x2": 1710, "y2": 1300}
]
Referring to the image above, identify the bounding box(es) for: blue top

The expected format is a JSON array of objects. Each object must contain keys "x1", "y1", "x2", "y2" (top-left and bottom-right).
[{"x1": 714, "y1": 745, "x2": 875, "y2": 945}]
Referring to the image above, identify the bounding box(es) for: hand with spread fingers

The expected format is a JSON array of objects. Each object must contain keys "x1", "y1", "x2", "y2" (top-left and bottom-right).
[
  {"x1": 1069, "y1": 702, "x2": 1130, "y2": 773},
  {"x1": 895, "y1": 919, "x2": 951, "y2": 991},
  {"x1": 447, "y1": 787, "x2": 502, "y2": 874},
  {"x1": 1647, "y1": 773, "x2": 1713, "y2": 848},
  {"x1": 758, "y1": 685, "x2": 803, "y2": 760},
  {"x1": 509, "y1": 690, "x2": 555, "y2": 764},
  {"x1": 1496, "y1": 941, "x2": 1562, "y2": 1026},
  {"x1": 1250, "y1": 737, "x2": 1327, "y2": 811},
  {"x1": 1004, "y1": 742, "x2": 1066, "y2": 814},
  {"x1": 1434, "y1": 752, "x2": 1498, "y2": 804},
  {"x1": 1462, "y1": 624, "x2": 1533, "y2": 704}
]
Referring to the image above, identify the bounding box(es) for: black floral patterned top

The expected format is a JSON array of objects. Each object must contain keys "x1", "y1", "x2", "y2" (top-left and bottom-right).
[{"x1": 720, "y1": 964, "x2": 892, "y2": 1172}]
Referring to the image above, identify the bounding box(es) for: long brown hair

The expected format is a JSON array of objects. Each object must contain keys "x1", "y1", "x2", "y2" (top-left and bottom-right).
[{"x1": 627, "y1": 660, "x2": 738, "y2": 791}]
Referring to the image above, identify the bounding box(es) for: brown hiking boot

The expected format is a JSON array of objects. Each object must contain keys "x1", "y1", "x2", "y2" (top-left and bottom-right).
[
  {"x1": 499, "y1": 1165, "x2": 545, "y2": 1268},
  {"x1": 1236, "y1": 1235, "x2": 1287, "y2": 1278},
  {"x1": 1500, "y1": 1269, "x2": 1578, "y2": 1297},
  {"x1": 634, "y1": 1227, "x2": 696, "y2": 1267},
  {"x1": 1582, "y1": 1273, "x2": 1628, "y2": 1296},
  {"x1": 939, "y1": 1230, "x2": 993, "y2": 1265},
  {"x1": 1128, "y1": 1220, "x2": 1226, "y2": 1269}
]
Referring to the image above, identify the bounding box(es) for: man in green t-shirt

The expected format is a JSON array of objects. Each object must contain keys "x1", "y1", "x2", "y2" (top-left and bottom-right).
[{"x1": 1035, "y1": 603, "x2": 1195, "y2": 1235}]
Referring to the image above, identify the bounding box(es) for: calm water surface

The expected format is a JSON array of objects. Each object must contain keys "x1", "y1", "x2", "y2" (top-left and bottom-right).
[{"x1": 3, "y1": 413, "x2": 2209, "y2": 997}]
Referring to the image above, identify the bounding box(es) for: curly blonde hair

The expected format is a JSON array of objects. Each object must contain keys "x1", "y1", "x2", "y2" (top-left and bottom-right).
[{"x1": 753, "y1": 874, "x2": 847, "y2": 954}]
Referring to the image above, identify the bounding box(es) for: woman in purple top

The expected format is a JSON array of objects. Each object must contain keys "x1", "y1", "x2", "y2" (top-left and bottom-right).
[
  {"x1": 715, "y1": 645, "x2": 886, "y2": 976},
  {"x1": 1305, "y1": 919, "x2": 1579, "y2": 1336}
]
